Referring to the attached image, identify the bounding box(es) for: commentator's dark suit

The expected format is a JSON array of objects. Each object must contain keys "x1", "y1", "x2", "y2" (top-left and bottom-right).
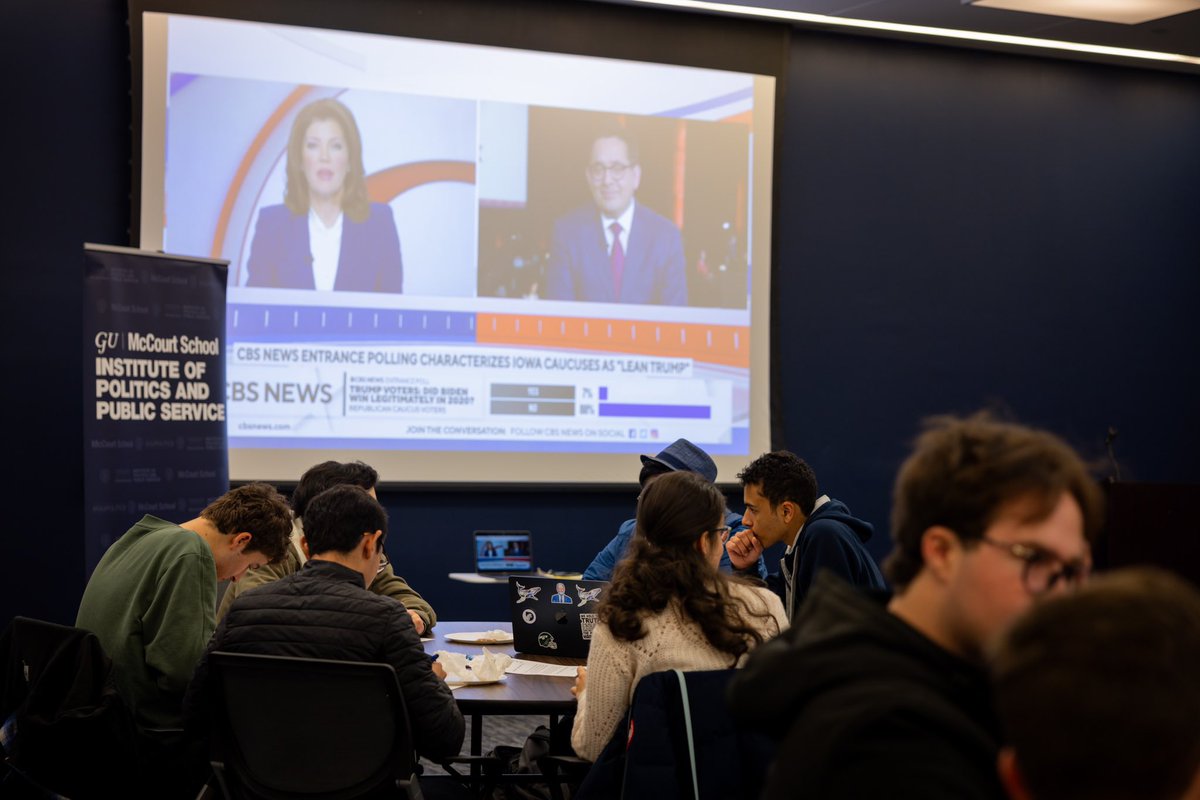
[
  {"x1": 244, "y1": 202, "x2": 403, "y2": 292},
  {"x1": 544, "y1": 203, "x2": 687, "y2": 305}
]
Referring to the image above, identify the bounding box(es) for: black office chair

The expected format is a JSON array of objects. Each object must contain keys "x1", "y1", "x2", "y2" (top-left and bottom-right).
[
  {"x1": 571, "y1": 668, "x2": 776, "y2": 800},
  {"x1": 0, "y1": 616, "x2": 140, "y2": 798},
  {"x1": 207, "y1": 651, "x2": 423, "y2": 800}
]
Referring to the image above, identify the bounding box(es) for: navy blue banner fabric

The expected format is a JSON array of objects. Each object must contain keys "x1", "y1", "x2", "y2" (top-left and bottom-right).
[{"x1": 83, "y1": 245, "x2": 229, "y2": 574}]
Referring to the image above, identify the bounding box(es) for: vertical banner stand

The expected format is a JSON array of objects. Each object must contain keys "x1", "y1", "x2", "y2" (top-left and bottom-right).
[{"x1": 83, "y1": 244, "x2": 230, "y2": 575}]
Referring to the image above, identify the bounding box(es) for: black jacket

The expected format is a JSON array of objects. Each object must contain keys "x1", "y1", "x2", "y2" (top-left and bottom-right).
[
  {"x1": 727, "y1": 573, "x2": 1004, "y2": 800},
  {"x1": 186, "y1": 559, "x2": 464, "y2": 761},
  {"x1": 1, "y1": 617, "x2": 140, "y2": 797}
]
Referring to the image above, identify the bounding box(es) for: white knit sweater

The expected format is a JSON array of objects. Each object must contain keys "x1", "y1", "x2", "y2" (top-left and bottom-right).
[{"x1": 570, "y1": 582, "x2": 788, "y2": 761}]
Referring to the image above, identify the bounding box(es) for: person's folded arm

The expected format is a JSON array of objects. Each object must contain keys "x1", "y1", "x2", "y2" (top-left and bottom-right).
[{"x1": 370, "y1": 564, "x2": 436, "y2": 631}]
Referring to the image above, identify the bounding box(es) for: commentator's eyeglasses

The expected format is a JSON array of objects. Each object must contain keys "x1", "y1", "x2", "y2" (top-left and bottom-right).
[
  {"x1": 377, "y1": 552, "x2": 390, "y2": 575},
  {"x1": 979, "y1": 537, "x2": 1089, "y2": 595},
  {"x1": 587, "y1": 162, "x2": 633, "y2": 182},
  {"x1": 711, "y1": 526, "x2": 732, "y2": 543}
]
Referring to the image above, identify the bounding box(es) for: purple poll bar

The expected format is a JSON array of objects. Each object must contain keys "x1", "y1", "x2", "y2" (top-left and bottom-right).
[{"x1": 598, "y1": 403, "x2": 711, "y2": 419}]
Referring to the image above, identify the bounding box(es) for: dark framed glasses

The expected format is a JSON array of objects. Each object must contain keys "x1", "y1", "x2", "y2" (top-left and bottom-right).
[
  {"x1": 587, "y1": 161, "x2": 633, "y2": 182},
  {"x1": 979, "y1": 536, "x2": 1089, "y2": 595}
]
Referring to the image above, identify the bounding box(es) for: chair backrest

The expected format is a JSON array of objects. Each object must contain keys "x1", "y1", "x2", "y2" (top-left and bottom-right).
[
  {"x1": 621, "y1": 668, "x2": 776, "y2": 800},
  {"x1": 0, "y1": 616, "x2": 140, "y2": 796},
  {"x1": 207, "y1": 651, "x2": 419, "y2": 800}
]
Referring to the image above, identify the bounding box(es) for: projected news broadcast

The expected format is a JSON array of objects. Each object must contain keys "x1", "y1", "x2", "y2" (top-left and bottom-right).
[{"x1": 138, "y1": 13, "x2": 776, "y2": 483}]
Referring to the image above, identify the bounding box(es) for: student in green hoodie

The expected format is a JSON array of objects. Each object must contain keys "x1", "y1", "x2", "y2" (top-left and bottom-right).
[{"x1": 76, "y1": 483, "x2": 292, "y2": 740}]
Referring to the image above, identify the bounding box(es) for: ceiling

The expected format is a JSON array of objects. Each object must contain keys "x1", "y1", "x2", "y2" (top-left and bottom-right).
[{"x1": 633, "y1": 0, "x2": 1200, "y2": 69}]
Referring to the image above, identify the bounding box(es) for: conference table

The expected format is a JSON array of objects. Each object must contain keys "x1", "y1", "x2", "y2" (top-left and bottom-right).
[{"x1": 422, "y1": 620, "x2": 582, "y2": 758}]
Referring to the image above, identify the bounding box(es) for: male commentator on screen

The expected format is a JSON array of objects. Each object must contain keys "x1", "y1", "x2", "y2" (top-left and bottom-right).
[{"x1": 544, "y1": 130, "x2": 687, "y2": 305}]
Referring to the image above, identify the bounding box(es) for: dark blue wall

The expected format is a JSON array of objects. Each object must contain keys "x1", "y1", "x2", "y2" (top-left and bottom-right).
[
  {"x1": 3, "y1": 0, "x2": 131, "y2": 624},
  {"x1": 2, "y1": 0, "x2": 1198, "y2": 625},
  {"x1": 370, "y1": 488, "x2": 641, "y2": 620},
  {"x1": 774, "y1": 33, "x2": 1200, "y2": 564}
]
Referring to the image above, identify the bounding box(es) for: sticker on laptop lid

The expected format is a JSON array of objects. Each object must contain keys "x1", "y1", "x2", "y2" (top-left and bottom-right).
[
  {"x1": 516, "y1": 581, "x2": 541, "y2": 603},
  {"x1": 577, "y1": 585, "x2": 602, "y2": 607}
]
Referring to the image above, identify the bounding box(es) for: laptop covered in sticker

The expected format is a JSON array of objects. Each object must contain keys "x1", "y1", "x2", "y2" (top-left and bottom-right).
[{"x1": 508, "y1": 575, "x2": 609, "y2": 659}]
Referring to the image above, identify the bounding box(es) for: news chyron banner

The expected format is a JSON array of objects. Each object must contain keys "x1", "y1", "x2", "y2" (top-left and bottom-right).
[{"x1": 83, "y1": 244, "x2": 228, "y2": 574}]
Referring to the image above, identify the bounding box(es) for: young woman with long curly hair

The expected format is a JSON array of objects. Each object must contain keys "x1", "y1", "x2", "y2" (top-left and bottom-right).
[{"x1": 570, "y1": 470, "x2": 787, "y2": 761}]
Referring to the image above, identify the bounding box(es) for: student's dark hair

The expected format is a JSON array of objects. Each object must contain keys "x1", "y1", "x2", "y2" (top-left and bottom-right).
[
  {"x1": 600, "y1": 471, "x2": 779, "y2": 664},
  {"x1": 291, "y1": 460, "x2": 379, "y2": 519},
  {"x1": 637, "y1": 461, "x2": 673, "y2": 489},
  {"x1": 302, "y1": 484, "x2": 388, "y2": 556},
  {"x1": 885, "y1": 413, "x2": 1104, "y2": 591},
  {"x1": 737, "y1": 451, "x2": 818, "y2": 515},
  {"x1": 992, "y1": 567, "x2": 1200, "y2": 800},
  {"x1": 590, "y1": 129, "x2": 640, "y2": 165},
  {"x1": 200, "y1": 483, "x2": 293, "y2": 562}
]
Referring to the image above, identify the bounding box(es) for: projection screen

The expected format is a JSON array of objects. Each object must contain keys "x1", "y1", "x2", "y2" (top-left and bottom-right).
[{"x1": 135, "y1": 5, "x2": 779, "y2": 484}]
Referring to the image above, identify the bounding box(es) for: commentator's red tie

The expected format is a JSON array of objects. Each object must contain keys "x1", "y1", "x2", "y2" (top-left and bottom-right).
[{"x1": 610, "y1": 222, "x2": 625, "y2": 300}]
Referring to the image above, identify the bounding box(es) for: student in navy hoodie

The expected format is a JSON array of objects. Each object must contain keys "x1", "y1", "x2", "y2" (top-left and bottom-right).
[{"x1": 726, "y1": 450, "x2": 885, "y2": 619}]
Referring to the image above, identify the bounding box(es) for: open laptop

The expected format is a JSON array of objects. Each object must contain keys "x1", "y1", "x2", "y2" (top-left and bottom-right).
[
  {"x1": 509, "y1": 575, "x2": 610, "y2": 660},
  {"x1": 473, "y1": 530, "x2": 535, "y2": 578}
]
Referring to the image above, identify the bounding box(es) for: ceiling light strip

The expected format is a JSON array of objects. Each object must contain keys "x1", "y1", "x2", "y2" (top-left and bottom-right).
[{"x1": 628, "y1": 0, "x2": 1200, "y2": 67}]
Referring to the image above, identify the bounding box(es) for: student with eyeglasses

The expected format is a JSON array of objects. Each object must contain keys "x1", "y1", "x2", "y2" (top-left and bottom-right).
[
  {"x1": 543, "y1": 128, "x2": 687, "y2": 306},
  {"x1": 729, "y1": 413, "x2": 1104, "y2": 800},
  {"x1": 570, "y1": 470, "x2": 786, "y2": 762}
]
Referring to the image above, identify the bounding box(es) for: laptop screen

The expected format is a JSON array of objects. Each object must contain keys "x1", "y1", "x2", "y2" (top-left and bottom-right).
[{"x1": 474, "y1": 530, "x2": 533, "y2": 573}]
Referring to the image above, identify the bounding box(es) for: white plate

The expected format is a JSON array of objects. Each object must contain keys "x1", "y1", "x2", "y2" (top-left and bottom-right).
[
  {"x1": 446, "y1": 674, "x2": 507, "y2": 687},
  {"x1": 442, "y1": 631, "x2": 514, "y2": 645}
]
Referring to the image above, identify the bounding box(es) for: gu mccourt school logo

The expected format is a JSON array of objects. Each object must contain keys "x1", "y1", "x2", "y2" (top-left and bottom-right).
[
  {"x1": 94, "y1": 332, "x2": 120, "y2": 354},
  {"x1": 94, "y1": 330, "x2": 220, "y2": 356}
]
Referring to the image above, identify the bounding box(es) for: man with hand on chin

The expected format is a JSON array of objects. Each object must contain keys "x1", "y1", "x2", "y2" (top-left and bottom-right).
[{"x1": 726, "y1": 450, "x2": 884, "y2": 620}]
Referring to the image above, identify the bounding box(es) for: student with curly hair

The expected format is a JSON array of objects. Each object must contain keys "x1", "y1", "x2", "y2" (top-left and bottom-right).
[{"x1": 570, "y1": 470, "x2": 787, "y2": 761}]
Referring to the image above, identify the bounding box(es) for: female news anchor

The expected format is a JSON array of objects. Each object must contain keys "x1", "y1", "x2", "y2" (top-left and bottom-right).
[
  {"x1": 245, "y1": 97, "x2": 403, "y2": 292},
  {"x1": 570, "y1": 470, "x2": 787, "y2": 761}
]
